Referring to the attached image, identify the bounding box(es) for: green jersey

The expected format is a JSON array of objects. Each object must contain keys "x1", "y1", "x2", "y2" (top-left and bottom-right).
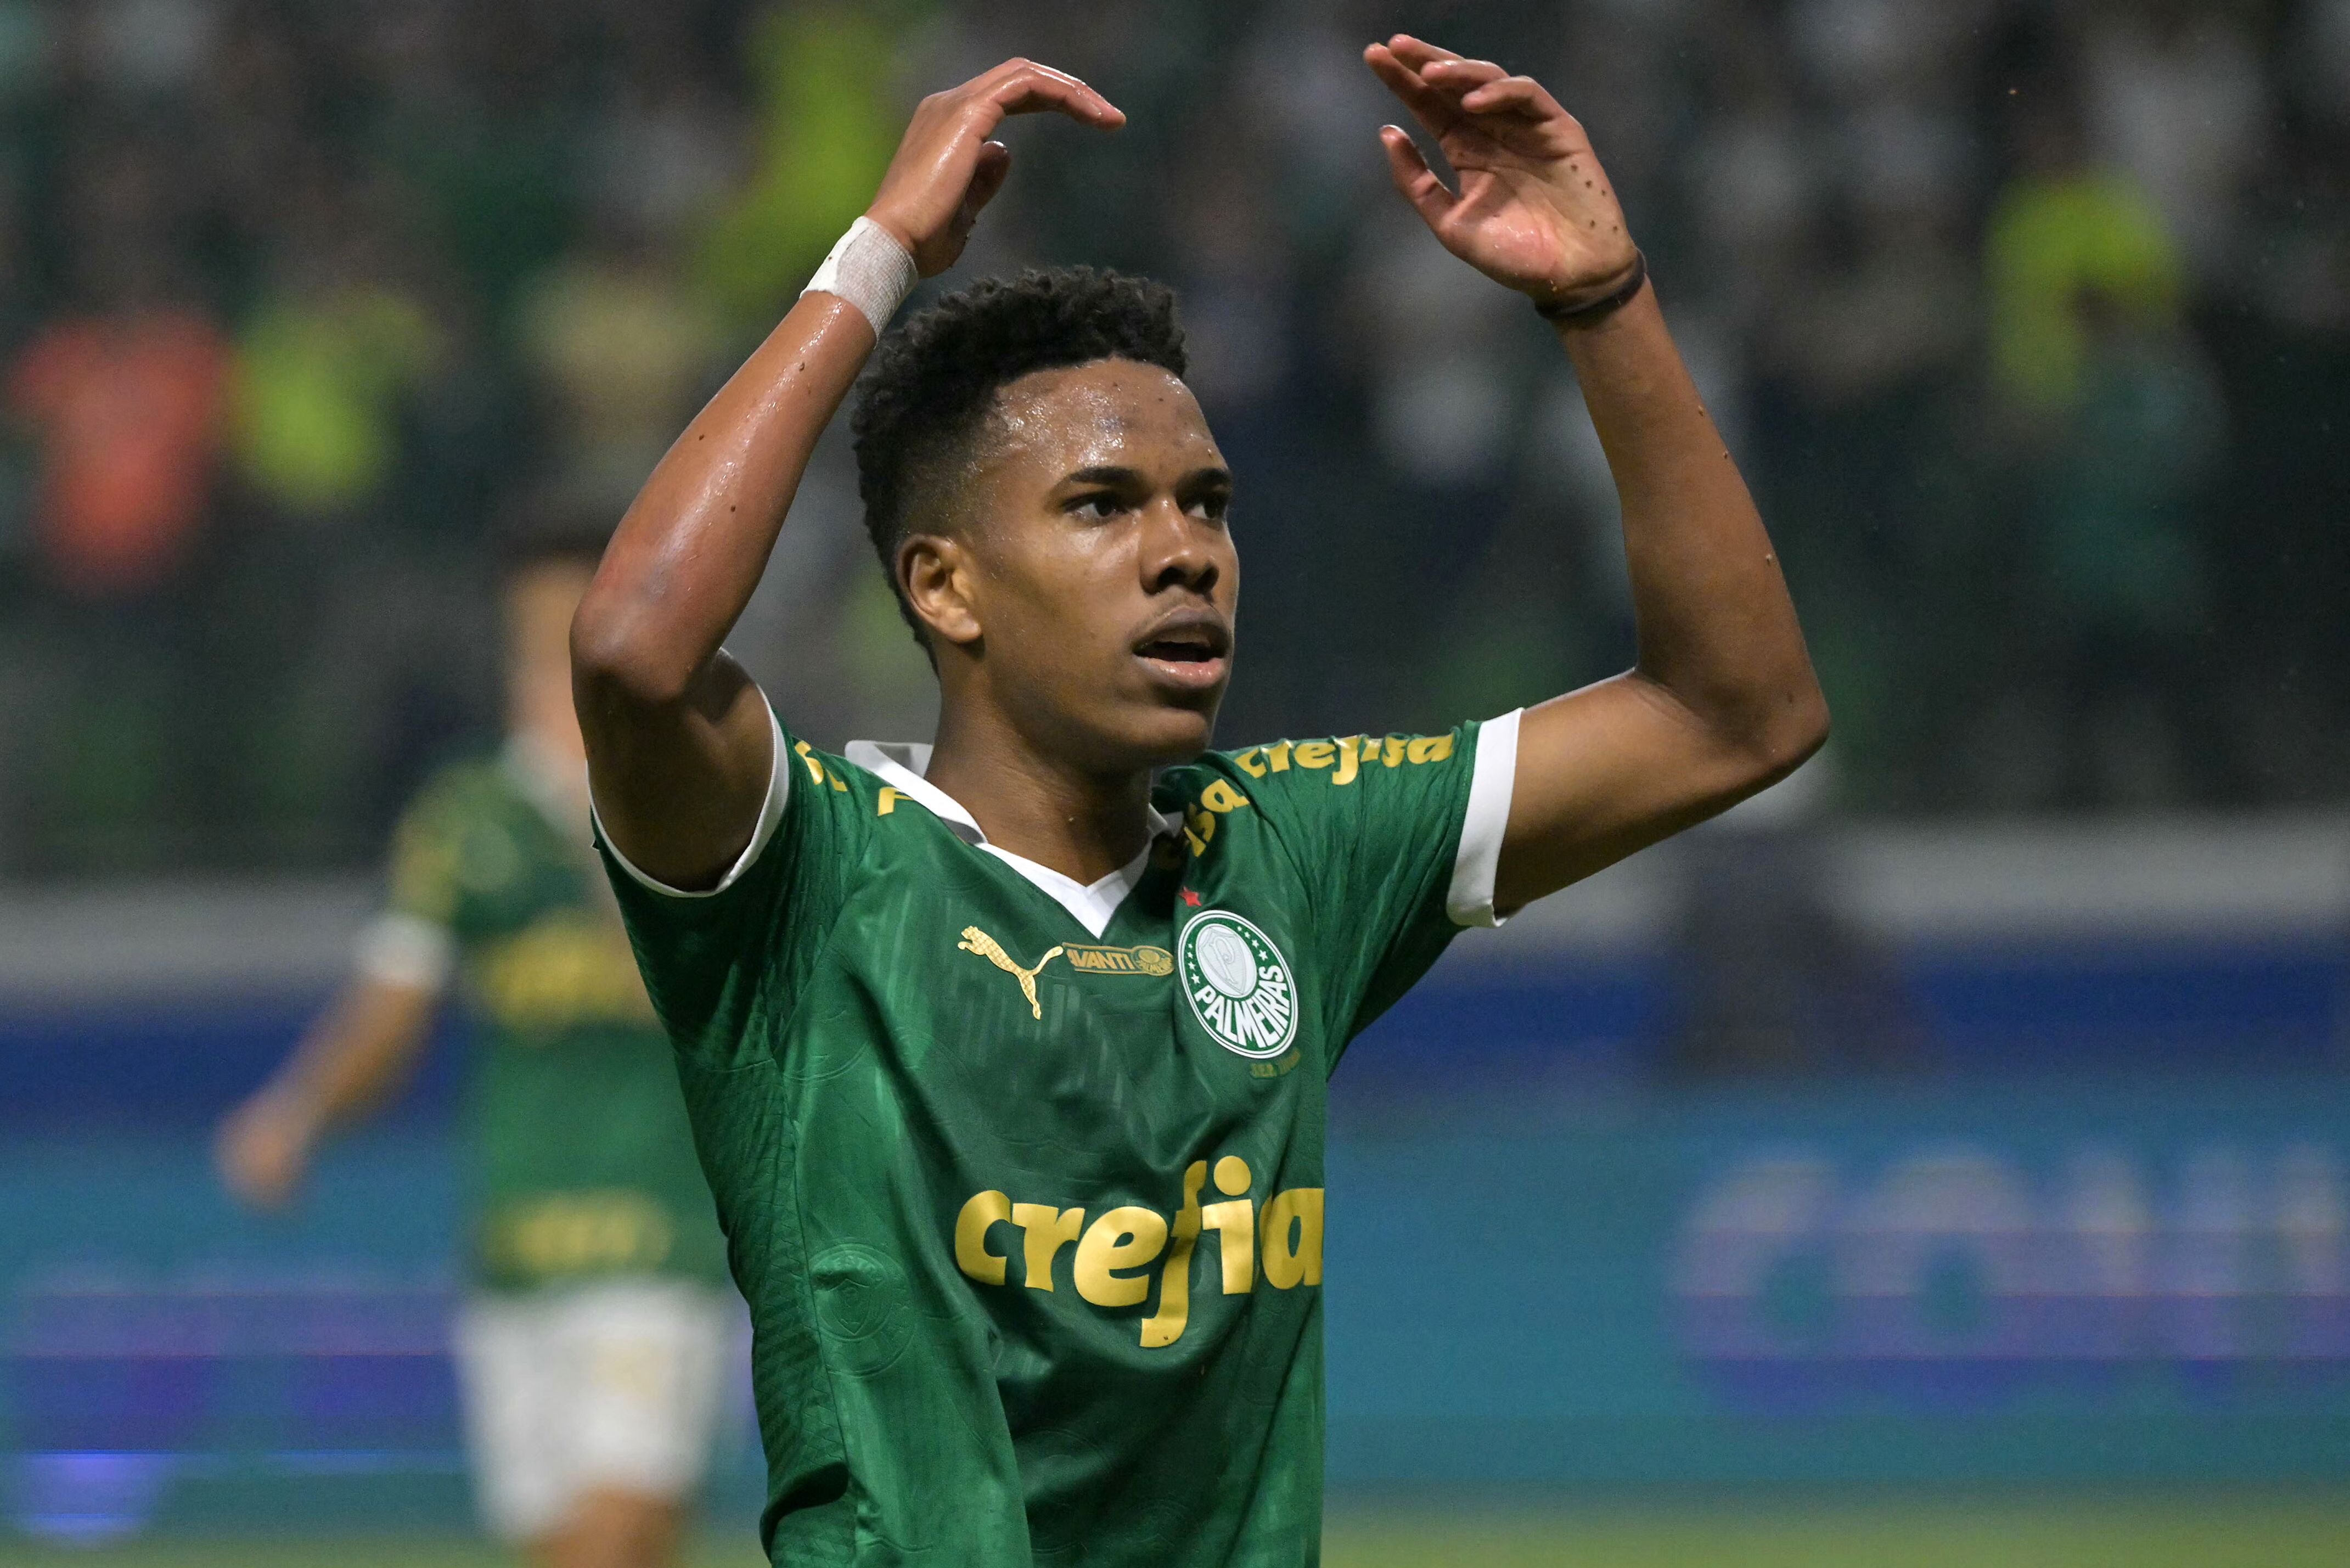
[
  {"x1": 373, "y1": 744, "x2": 728, "y2": 1293},
  {"x1": 600, "y1": 705, "x2": 1518, "y2": 1565}
]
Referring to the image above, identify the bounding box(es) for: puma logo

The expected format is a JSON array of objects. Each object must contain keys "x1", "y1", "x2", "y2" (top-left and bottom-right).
[{"x1": 957, "y1": 926, "x2": 1064, "y2": 1021}]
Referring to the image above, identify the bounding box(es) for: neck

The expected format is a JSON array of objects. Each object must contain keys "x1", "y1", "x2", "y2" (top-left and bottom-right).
[{"x1": 923, "y1": 701, "x2": 1155, "y2": 885}]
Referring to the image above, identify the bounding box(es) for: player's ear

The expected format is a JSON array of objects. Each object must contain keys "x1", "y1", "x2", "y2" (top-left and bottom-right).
[{"x1": 899, "y1": 533, "x2": 983, "y2": 649}]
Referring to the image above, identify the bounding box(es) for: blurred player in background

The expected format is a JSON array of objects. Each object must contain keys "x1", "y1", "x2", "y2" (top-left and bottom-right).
[
  {"x1": 567, "y1": 32, "x2": 1826, "y2": 1566},
  {"x1": 216, "y1": 509, "x2": 733, "y2": 1568}
]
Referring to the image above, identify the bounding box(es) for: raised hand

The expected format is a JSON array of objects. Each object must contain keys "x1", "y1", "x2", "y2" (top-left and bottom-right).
[
  {"x1": 867, "y1": 58, "x2": 1126, "y2": 278},
  {"x1": 1364, "y1": 35, "x2": 1640, "y2": 312}
]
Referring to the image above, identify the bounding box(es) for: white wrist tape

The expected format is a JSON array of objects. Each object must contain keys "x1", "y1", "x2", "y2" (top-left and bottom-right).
[{"x1": 802, "y1": 216, "x2": 918, "y2": 334}]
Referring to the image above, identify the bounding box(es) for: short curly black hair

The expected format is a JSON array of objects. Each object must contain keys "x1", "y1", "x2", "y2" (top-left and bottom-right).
[{"x1": 851, "y1": 266, "x2": 1188, "y2": 644}]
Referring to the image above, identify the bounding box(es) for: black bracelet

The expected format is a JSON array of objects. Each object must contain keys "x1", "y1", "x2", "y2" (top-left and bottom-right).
[{"x1": 1534, "y1": 250, "x2": 1648, "y2": 325}]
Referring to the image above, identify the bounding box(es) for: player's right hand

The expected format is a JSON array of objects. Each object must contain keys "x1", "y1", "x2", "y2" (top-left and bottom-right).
[
  {"x1": 866, "y1": 58, "x2": 1125, "y2": 278},
  {"x1": 215, "y1": 1091, "x2": 317, "y2": 1211}
]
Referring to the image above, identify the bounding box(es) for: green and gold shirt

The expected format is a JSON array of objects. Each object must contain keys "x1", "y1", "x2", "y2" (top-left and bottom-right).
[
  {"x1": 599, "y1": 704, "x2": 1519, "y2": 1565},
  {"x1": 369, "y1": 744, "x2": 727, "y2": 1293}
]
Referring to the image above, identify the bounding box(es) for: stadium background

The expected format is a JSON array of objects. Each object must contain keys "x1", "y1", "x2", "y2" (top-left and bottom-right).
[{"x1": 2, "y1": 0, "x2": 2348, "y2": 1563}]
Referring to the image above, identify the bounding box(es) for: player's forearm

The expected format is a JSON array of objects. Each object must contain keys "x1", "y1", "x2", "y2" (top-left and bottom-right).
[
  {"x1": 571, "y1": 293, "x2": 874, "y2": 710},
  {"x1": 266, "y1": 976, "x2": 439, "y2": 1133},
  {"x1": 1560, "y1": 289, "x2": 1827, "y2": 768}
]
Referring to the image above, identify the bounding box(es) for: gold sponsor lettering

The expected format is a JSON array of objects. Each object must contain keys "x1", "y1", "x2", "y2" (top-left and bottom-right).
[
  {"x1": 791, "y1": 739, "x2": 826, "y2": 785},
  {"x1": 1240, "y1": 732, "x2": 1454, "y2": 790},
  {"x1": 1261, "y1": 1188, "x2": 1325, "y2": 1289},
  {"x1": 1074, "y1": 1206, "x2": 1169, "y2": 1307},
  {"x1": 1063, "y1": 944, "x2": 1174, "y2": 976},
  {"x1": 877, "y1": 786, "x2": 910, "y2": 816},
  {"x1": 1013, "y1": 1202, "x2": 1084, "y2": 1292},
  {"x1": 1250, "y1": 1046, "x2": 1304, "y2": 1079},
  {"x1": 1204, "y1": 1156, "x2": 1256, "y2": 1294},
  {"x1": 1183, "y1": 805, "x2": 1218, "y2": 858},
  {"x1": 955, "y1": 1190, "x2": 1012, "y2": 1285},
  {"x1": 1140, "y1": 1162, "x2": 1208, "y2": 1347},
  {"x1": 1199, "y1": 779, "x2": 1250, "y2": 814},
  {"x1": 957, "y1": 1161, "x2": 1319, "y2": 1344},
  {"x1": 957, "y1": 926, "x2": 1064, "y2": 1020}
]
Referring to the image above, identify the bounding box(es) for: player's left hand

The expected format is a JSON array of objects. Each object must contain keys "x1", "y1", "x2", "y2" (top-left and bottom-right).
[{"x1": 1364, "y1": 35, "x2": 1640, "y2": 313}]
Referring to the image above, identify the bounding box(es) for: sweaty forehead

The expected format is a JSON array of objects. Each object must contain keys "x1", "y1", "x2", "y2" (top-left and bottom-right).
[{"x1": 982, "y1": 358, "x2": 1220, "y2": 477}]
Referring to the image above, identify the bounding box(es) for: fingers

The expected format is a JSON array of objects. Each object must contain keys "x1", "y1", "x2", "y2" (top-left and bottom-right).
[
  {"x1": 1368, "y1": 38, "x2": 1555, "y2": 136},
  {"x1": 1364, "y1": 42, "x2": 1460, "y2": 137},
  {"x1": 1382, "y1": 33, "x2": 1464, "y2": 68},
  {"x1": 1459, "y1": 74, "x2": 1562, "y2": 121},
  {"x1": 876, "y1": 59, "x2": 1116, "y2": 277},
  {"x1": 977, "y1": 58, "x2": 1125, "y2": 127},
  {"x1": 1421, "y1": 56, "x2": 1508, "y2": 91},
  {"x1": 1378, "y1": 125, "x2": 1455, "y2": 232},
  {"x1": 957, "y1": 141, "x2": 1013, "y2": 232}
]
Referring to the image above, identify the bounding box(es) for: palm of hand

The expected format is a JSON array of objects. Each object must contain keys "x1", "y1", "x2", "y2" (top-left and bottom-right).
[
  {"x1": 1369, "y1": 39, "x2": 1639, "y2": 305},
  {"x1": 1433, "y1": 119, "x2": 1630, "y2": 297}
]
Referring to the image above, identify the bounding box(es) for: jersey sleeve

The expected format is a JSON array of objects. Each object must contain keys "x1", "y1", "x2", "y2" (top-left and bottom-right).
[
  {"x1": 593, "y1": 694, "x2": 872, "y2": 1070},
  {"x1": 1218, "y1": 711, "x2": 1520, "y2": 1055},
  {"x1": 354, "y1": 768, "x2": 484, "y2": 992}
]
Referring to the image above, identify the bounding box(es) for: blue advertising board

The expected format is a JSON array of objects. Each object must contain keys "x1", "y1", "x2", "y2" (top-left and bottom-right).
[{"x1": 1323, "y1": 1072, "x2": 2350, "y2": 1485}]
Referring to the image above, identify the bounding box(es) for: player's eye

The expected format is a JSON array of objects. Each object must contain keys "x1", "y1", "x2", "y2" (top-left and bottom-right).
[
  {"x1": 1067, "y1": 492, "x2": 1126, "y2": 520},
  {"x1": 1185, "y1": 491, "x2": 1231, "y2": 523}
]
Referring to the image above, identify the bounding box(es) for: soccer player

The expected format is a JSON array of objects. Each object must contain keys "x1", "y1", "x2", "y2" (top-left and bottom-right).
[
  {"x1": 571, "y1": 36, "x2": 1826, "y2": 1566},
  {"x1": 216, "y1": 515, "x2": 735, "y2": 1568}
]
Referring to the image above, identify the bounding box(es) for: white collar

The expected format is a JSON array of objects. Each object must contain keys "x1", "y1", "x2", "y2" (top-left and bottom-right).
[{"x1": 842, "y1": 740, "x2": 1181, "y2": 940}]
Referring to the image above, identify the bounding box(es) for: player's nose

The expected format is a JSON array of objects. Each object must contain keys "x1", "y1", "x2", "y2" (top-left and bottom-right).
[{"x1": 1139, "y1": 497, "x2": 1223, "y2": 598}]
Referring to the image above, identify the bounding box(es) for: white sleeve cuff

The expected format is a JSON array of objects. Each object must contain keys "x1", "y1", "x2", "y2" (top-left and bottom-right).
[
  {"x1": 1446, "y1": 709, "x2": 1522, "y2": 928},
  {"x1": 355, "y1": 912, "x2": 455, "y2": 990},
  {"x1": 593, "y1": 696, "x2": 791, "y2": 900}
]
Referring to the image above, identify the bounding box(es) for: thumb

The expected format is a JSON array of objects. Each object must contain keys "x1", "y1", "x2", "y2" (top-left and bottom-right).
[
  {"x1": 956, "y1": 141, "x2": 1014, "y2": 233},
  {"x1": 1379, "y1": 126, "x2": 1454, "y2": 232}
]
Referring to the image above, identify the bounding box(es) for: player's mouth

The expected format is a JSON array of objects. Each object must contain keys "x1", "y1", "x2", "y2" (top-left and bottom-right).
[{"x1": 1131, "y1": 612, "x2": 1232, "y2": 692}]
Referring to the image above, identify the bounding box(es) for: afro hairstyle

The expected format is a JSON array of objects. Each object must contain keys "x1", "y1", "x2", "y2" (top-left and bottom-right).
[{"x1": 850, "y1": 265, "x2": 1188, "y2": 643}]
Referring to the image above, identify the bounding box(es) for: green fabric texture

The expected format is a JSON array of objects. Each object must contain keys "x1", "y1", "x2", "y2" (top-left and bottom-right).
[
  {"x1": 386, "y1": 758, "x2": 727, "y2": 1293},
  {"x1": 602, "y1": 720, "x2": 1485, "y2": 1566}
]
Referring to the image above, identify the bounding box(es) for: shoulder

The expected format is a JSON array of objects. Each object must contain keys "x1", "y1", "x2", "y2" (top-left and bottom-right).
[
  {"x1": 384, "y1": 756, "x2": 515, "y2": 922},
  {"x1": 790, "y1": 738, "x2": 899, "y2": 823},
  {"x1": 1180, "y1": 727, "x2": 1471, "y2": 800},
  {"x1": 398, "y1": 756, "x2": 519, "y2": 834},
  {"x1": 1158, "y1": 726, "x2": 1477, "y2": 852}
]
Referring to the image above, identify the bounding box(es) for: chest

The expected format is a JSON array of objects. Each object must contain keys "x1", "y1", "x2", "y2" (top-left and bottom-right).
[{"x1": 799, "y1": 826, "x2": 1323, "y2": 1188}]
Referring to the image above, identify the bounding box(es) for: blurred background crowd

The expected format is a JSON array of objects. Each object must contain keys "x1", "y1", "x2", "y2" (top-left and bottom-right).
[{"x1": 0, "y1": 0, "x2": 2345, "y2": 878}]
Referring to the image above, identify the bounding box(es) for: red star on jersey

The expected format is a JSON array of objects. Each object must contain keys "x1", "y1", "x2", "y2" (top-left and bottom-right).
[{"x1": 1179, "y1": 887, "x2": 1202, "y2": 907}]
